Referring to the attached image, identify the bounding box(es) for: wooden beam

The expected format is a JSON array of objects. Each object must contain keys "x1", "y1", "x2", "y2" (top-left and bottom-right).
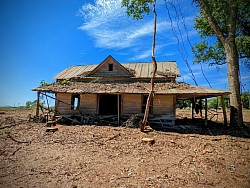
[
  {"x1": 191, "y1": 98, "x2": 195, "y2": 120},
  {"x1": 221, "y1": 95, "x2": 227, "y2": 126},
  {"x1": 205, "y1": 98, "x2": 208, "y2": 126},
  {"x1": 36, "y1": 91, "x2": 40, "y2": 117},
  {"x1": 117, "y1": 94, "x2": 120, "y2": 125}
]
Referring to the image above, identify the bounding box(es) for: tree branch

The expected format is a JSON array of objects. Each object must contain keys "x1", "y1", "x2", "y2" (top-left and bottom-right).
[
  {"x1": 196, "y1": 0, "x2": 226, "y2": 45},
  {"x1": 228, "y1": 0, "x2": 237, "y2": 39},
  {"x1": 141, "y1": 0, "x2": 157, "y2": 132}
]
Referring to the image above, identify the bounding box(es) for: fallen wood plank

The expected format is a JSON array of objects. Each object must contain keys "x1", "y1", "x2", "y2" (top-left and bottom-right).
[
  {"x1": 45, "y1": 121, "x2": 56, "y2": 127},
  {"x1": 7, "y1": 133, "x2": 30, "y2": 144},
  {"x1": 106, "y1": 133, "x2": 121, "y2": 141},
  {"x1": 46, "y1": 127, "x2": 58, "y2": 132}
]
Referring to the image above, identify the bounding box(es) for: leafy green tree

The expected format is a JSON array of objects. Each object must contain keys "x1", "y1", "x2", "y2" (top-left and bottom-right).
[
  {"x1": 122, "y1": 0, "x2": 157, "y2": 132},
  {"x1": 25, "y1": 100, "x2": 38, "y2": 108},
  {"x1": 177, "y1": 100, "x2": 191, "y2": 109},
  {"x1": 241, "y1": 92, "x2": 250, "y2": 109},
  {"x1": 123, "y1": 0, "x2": 248, "y2": 126},
  {"x1": 122, "y1": 0, "x2": 153, "y2": 20},
  {"x1": 208, "y1": 96, "x2": 230, "y2": 109},
  {"x1": 193, "y1": 0, "x2": 249, "y2": 126}
]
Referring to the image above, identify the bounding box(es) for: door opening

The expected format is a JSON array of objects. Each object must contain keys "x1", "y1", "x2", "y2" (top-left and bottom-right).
[{"x1": 99, "y1": 94, "x2": 120, "y2": 115}]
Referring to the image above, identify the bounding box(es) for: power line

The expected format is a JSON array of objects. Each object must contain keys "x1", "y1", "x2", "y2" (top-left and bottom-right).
[
  {"x1": 175, "y1": 0, "x2": 212, "y2": 88},
  {"x1": 164, "y1": 0, "x2": 198, "y2": 86}
]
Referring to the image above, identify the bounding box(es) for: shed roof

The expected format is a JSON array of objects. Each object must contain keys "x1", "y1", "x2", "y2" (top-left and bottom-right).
[
  {"x1": 55, "y1": 61, "x2": 180, "y2": 80},
  {"x1": 33, "y1": 82, "x2": 229, "y2": 99}
]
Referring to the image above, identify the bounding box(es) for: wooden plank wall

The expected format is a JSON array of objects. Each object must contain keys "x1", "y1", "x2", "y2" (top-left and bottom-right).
[
  {"x1": 122, "y1": 94, "x2": 142, "y2": 115},
  {"x1": 56, "y1": 93, "x2": 72, "y2": 114},
  {"x1": 91, "y1": 59, "x2": 130, "y2": 77},
  {"x1": 80, "y1": 94, "x2": 97, "y2": 114},
  {"x1": 153, "y1": 94, "x2": 175, "y2": 115}
]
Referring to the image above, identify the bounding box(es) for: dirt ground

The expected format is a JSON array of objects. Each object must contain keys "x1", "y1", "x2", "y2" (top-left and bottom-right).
[{"x1": 0, "y1": 108, "x2": 250, "y2": 188}]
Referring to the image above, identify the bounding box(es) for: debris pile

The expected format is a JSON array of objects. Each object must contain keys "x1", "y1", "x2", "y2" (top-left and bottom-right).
[{"x1": 122, "y1": 114, "x2": 143, "y2": 128}]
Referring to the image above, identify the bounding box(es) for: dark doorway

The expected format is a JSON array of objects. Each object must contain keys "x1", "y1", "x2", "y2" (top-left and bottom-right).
[{"x1": 99, "y1": 94, "x2": 119, "y2": 115}]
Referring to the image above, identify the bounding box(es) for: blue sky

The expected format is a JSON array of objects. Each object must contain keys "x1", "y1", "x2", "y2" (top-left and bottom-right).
[{"x1": 0, "y1": 0, "x2": 249, "y2": 106}]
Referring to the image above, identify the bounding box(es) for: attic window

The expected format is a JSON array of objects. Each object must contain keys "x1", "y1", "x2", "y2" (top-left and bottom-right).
[{"x1": 108, "y1": 64, "x2": 113, "y2": 71}]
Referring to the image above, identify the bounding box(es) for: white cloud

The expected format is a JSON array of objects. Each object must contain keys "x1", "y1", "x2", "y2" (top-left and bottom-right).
[
  {"x1": 129, "y1": 49, "x2": 152, "y2": 61},
  {"x1": 241, "y1": 74, "x2": 250, "y2": 80},
  {"x1": 78, "y1": 0, "x2": 199, "y2": 61},
  {"x1": 79, "y1": 0, "x2": 154, "y2": 49}
]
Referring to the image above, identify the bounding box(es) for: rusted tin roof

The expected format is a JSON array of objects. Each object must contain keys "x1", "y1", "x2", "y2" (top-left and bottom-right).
[
  {"x1": 54, "y1": 62, "x2": 180, "y2": 80},
  {"x1": 33, "y1": 82, "x2": 229, "y2": 99}
]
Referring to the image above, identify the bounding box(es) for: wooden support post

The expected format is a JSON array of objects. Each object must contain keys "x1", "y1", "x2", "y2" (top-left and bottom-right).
[
  {"x1": 117, "y1": 94, "x2": 120, "y2": 125},
  {"x1": 205, "y1": 98, "x2": 208, "y2": 126},
  {"x1": 36, "y1": 92, "x2": 40, "y2": 117},
  {"x1": 191, "y1": 98, "x2": 195, "y2": 120},
  {"x1": 221, "y1": 95, "x2": 227, "y2": 126}
]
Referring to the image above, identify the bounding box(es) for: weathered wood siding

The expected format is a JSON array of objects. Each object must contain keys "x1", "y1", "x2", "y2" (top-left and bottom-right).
[
  {"x1": 79, "y1": 94, "x2": 97, "y2": 114},
  {"x1": 91, "y1": 58, "x2": 130, "y2": 77},
  {"x1": 56, "y1": 93, "x2": 72, "y2": 114},
  {"x1": 122, "y1": 94, "x2": 142, "y2": 115},
  {"x1": 153, "y1": 95, "x2": 175, "y2": 115}
]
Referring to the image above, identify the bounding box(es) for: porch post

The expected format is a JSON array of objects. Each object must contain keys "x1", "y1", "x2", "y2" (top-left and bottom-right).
[
  {"x1": 36, "y1": 91, "x2": 40, "y2": 117},
  {"x1": 117, "y1": 94, "x2": 120, "y2": 125},
  {"x1": 221, "y1": 95, "x2": 227, "y2": 126},
  {"x1": 205, "y1": 98, "x2": 208, "y2": 126},
  {"x1": 191, "y1": 97, "x2": 195, "y2": 120}
]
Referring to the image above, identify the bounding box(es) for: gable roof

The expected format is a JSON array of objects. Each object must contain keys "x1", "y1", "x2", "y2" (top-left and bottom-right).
[
  {"x1": 55, "y1": 58, "x2": 180, "y2": 80},
  {"x1": 87, "y1": 55, "x2": 133, "y2": 77}
]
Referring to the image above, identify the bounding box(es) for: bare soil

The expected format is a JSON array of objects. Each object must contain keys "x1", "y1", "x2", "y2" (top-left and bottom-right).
[{"x1": 0, "y1": 108, "x2": 250, "y2": 188}]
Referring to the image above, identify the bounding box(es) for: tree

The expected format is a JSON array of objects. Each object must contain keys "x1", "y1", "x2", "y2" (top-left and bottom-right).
[
  {"x1": 241, "y1": 92, "x2": 250, "y2": 109},
  {"x1": 25, "y1": 100, "x2": 38, "y2": 108},
  {"x1": 123, "y1": 0, "x2": 248, "y2": 127},
  {"x1": 177, "y1": 100, "x2": 191, "y2": 109},
  {"x1": 122, "y1": 0, "x2": 157, "y2": 132},
  {"x1": 122, "y1": 0, "x2": 153, "y2": 20},
  {"x1": 207, "y1": 96, "x2": 230, "y2": 109},
  {"x1": 193, "y1": 0, "x2": 249, "y2": 126}
]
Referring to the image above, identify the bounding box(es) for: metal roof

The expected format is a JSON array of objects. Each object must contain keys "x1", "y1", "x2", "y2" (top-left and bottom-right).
[{"x1": 54, "y1": 62, "x2": 180, "y2": 80}]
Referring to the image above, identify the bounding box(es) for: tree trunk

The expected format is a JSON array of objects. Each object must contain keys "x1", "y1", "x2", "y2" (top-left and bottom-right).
[
  {"x1": 140, "y1": 0, "x2": 157, "y2": 132},
  {"x1": 224, "y1": 39, "x2": 244, "y2": 126},
  {"x1": 197, "y1": 0, "x2": 244, "y2": 127}
]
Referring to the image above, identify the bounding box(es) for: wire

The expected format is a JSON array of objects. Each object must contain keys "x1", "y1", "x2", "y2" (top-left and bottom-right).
[
  {"x1": 164, "y1": 0, "x2": 198, "y2": 86},
  {"x1": 200, "y1": 63, "x2": 212, "y2": 88},
  {"x1": 175, "y1": 0, "x2": 212, "y2": 88}
]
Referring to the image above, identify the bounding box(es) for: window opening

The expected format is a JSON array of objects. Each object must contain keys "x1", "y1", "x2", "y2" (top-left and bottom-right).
[
  {"x1": 108, "y1": 64, "x2": 113, "y2": 71},
  {"x1": 71, "y1": 94, "x2": 80, "y2": 110}
]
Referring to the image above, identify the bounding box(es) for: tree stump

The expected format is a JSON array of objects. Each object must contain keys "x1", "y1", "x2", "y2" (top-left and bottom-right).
[{"x1": 142, "y1": 137, "x2": 155, "y2": 145}]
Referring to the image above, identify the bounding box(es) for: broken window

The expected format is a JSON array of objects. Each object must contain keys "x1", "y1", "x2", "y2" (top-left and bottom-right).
[
  {"x1": 108, "y1": 64, "x2": 113, "y2": 71},
  {"x1": 71, "y1": 94, "x2": 80, "y2": 110},
  {"x1": 142, "y1": 95, "x2": 152, "y2": 114}
]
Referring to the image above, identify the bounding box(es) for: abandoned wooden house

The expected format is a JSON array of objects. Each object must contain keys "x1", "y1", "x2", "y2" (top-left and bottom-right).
[{"x1": 33, "y1": 55, "x2": 229, "y2": 125}]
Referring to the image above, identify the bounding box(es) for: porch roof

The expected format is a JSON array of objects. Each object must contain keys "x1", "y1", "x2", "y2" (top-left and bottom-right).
[{"x1": 33, "y1": 82, "x2": 230, "y2": 99}]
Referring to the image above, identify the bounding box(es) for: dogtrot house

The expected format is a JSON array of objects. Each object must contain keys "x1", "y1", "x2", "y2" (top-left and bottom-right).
[{"x1": 33, "y1": 55, "x2": 229, "y2": 126}]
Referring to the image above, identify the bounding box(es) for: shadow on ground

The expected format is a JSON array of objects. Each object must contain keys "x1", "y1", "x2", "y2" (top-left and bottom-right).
[{"x1": 149, "y1": 118, "x2": 250, "y2": 139}]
